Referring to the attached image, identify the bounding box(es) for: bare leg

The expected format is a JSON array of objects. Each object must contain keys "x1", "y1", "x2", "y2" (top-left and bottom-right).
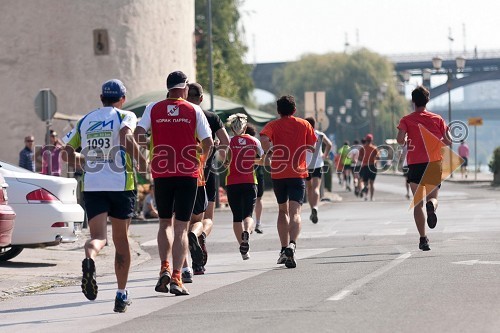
[
  {"x1": 410, "y1": 183, "x2": 426, "y2": 237},
  {"x1": 255, "y1": 197, "x2": 263, "y2": 223},
  {"x1": 308, "y1": 178, "x2": 320, "y2": 209},
  {"x1": 277, "y1": 202, "x2": 290, "y2": 247},
  {"x1": 369, "y1": 179, "x2": 375, "y2": 200},
  {"x1": 84, "y1": 212, "x2": 108, "y2": 259},
  {"x1": 172, "y1": 219, "x2": 189, "y2": 271},
  {"x1": 110, "y1": 217, "x2": 131, "y2": 290},
  {"x1": 157, "y1": 218, "x2": 173, "y2": 262},
  {"x1": 288, "y1": 201, "x2": 302, "y2": 242}
]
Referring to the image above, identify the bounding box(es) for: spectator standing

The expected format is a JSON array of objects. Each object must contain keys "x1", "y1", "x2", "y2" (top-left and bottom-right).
[
  {"x1": 260, "y1": 95, "x2": 317, "y2": 269},
  {"x1": 39, "y1": 130, "x2": 63, "y2": 176},
  {"x1": 19, "y1": 135, "x2": 35, "y2": 171},
  {"x1": 458, "y1": 140, "x2": 470, "y2": 179}
]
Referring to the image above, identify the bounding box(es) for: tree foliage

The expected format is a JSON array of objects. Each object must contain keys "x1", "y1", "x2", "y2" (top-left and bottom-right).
[
  {"x1": 195, "y1": 0, "x2": 253, "y2": 103},
  {"x1": 273, "y1": 48, "x2": 409, "y2": 146}
]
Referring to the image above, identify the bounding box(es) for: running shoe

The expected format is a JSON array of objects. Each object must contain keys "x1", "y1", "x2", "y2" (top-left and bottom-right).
[
  {"x1": 239, "y1": 231, "x2": 250, "y2": 255},
  {"x1": 193, "y1": 263, "x2": 205, "y2": 275},
  {"x1": 254, "y1": 224, "x2": 263, "y2": 234},
  {"x1": 188, "y1": 232, "x2": 204, "y2": 266},
  {"x1": 155, "y1": 268, "x2": 171, "y2": 293},
  {"x1": 310, "y1": 208, "x2": 318, "y2": 224},
  {"x1": 241, "y1": 252, "x2": 250, "y2": 260},
  {"x1": 170, "y1": 276, "x2": 190, "y2": 296},
  {"x1": 113, "y1": 291, "x2": 131, "y2": 313},
  {"x1": 277, "y1": 251, "x2": 287, "y2": 264},
  {"x1": 419, "y1": 236, "x2": 430, "y2": 251},
  {"x1": 426, "y1": 201, "x2": 438, "y2": 229},
  {"x1": 284, "y1": 243, "x2": 297, "y2": 268},
  {"x1": 182, "y1": 268, "x2": 193, "y2": 283},
  {"x1": 81, "y1": 258, "x2": 98, "y2": 300},
  {"x1": 199, "y1": 232, "x2": 208, "y2": 266}
]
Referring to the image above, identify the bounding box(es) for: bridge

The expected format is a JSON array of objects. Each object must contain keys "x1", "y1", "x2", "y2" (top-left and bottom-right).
[{"x1": 252, "y1": 49, "x2": 500, "y2": 104}]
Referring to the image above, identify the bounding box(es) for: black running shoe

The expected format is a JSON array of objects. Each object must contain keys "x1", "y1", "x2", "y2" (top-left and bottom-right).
[
  {"x1": 113, "y1": 291, "x2": 131, "y2": 313},
  {"x1": 254, "y1": 224, "x2": 263, "y2": 234},
  {"x1": 193, "y1": 263, "x2": 205, "y2": 275},
  {"x1": 155, "y1": 269, "x2": 171, "y2": 293},
  {"x1": 199, "y1": 232, "x2": 208, "y2": 266},
  {"x1": 310, "y1": 208, "x2": 318, "y2": 224},
  {"x1": 188, "y1": 232, "x2": 204, "y2": 266},
  {"x1": 419, "y1": 236, "x2": 431, "y2": 251},
  {"x1": 81, "y1": 258, "x2": 98, "y2": 300},
  {"x1": 284, "y1": 243, "x2": 296, "y2": 268},
  {"x1": 426, "y1": 201, "x2": 437, "y2": 229},
  {"x1": 239, "y1": 231, "x2": 250, "y2": 255}
]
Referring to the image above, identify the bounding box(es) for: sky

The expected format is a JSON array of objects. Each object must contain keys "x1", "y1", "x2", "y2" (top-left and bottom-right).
[{"x1": 240, "y1": 0, "x2": 500, "y2": 64}]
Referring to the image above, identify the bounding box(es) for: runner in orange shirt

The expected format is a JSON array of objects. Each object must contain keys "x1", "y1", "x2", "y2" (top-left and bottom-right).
[
  {"x1": 260, "y1": 95, "x2": 317, "y2": 268},
  {"x1": 358, "y1": 133, "x2": 379, "y2": 201},
  {"x1": 397, "y1": 85, "x2": 451, "y2": 251}
]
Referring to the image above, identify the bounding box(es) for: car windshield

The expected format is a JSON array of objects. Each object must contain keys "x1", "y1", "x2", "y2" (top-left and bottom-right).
[{"x1": 0, "y1": 160, "x2": 35, "y2": 173}]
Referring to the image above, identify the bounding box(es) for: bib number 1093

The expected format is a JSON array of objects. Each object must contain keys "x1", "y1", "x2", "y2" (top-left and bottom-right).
[{"x1": 87, "y1": 138, "x2": 111, "y2": 149}]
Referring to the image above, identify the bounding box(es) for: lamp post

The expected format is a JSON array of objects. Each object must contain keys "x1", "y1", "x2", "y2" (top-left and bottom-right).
[{"x1": 431, "y1": 55, "x2": 466, "y2": 177}]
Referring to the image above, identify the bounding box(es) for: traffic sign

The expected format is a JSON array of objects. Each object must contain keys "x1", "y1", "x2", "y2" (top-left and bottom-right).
[
  {"x1": 35, "y1": 89, "x2": 57, "y2": 121},
  {"x1": 468, "y1": 117, "x2": 483, "y2": 126}
]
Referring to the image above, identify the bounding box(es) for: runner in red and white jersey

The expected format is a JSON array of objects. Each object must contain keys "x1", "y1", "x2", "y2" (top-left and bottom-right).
[
  {"x1": 134, "y1": 71, "x2": 213, "y2": 296},
  {"x1": 225, "y1": 113, "x2": 263, "y2": 260}
]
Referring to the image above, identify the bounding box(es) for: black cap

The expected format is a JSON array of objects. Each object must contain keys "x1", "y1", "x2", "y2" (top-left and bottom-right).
[{"x1": 166, "y1": 71, "x2": 188, "y2": 91}]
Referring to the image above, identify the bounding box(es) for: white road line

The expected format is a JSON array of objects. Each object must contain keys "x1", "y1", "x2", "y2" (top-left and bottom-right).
[{"x1": 328, "y1": 251, "x2": 412, "y2": 301}]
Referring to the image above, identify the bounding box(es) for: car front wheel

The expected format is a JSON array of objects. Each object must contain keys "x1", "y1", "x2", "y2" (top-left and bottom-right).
[{"x1": 0, "y1": 245, "x2": 24, "y2": 261}]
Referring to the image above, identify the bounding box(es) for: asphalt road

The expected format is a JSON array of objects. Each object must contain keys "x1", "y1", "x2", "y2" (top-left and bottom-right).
[{"x1": 1, "y1": 174, "x2": 500, "y2": 333}]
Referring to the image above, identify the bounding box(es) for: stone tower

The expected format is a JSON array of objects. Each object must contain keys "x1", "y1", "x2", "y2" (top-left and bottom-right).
[{"x1": 0, "y1": 0, "x2": 196, "y2": 164}]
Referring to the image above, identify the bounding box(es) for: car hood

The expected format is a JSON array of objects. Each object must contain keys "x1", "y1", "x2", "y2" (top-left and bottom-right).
[{"x1": 0, "y1": 170, "x2": 78, "y2": 204}]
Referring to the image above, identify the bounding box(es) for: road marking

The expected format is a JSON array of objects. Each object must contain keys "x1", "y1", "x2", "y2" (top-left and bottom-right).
[
  {"x1": 453, "y1": 260, "x2": 500, "y2": 266},
  {"x1": 328, "y1": 252, "x2": 412, "y2": 301}
]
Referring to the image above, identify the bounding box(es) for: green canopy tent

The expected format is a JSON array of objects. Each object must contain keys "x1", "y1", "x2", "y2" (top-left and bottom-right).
[{"x1": 123, "y1": 91, "x2": 275, "y2": 126}]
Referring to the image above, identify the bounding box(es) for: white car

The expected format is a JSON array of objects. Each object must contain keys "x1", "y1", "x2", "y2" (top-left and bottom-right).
[{"x1": 0, "y1": 160, "x2": 84, "y2": 261}]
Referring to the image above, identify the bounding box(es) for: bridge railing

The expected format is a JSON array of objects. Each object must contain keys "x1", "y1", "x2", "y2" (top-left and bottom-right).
[{"x1": 385, "y1": 49, "x2": 500, "y2": 63}]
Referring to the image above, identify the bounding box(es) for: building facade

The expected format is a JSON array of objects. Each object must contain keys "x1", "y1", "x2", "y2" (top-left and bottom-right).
[{"x1": 0, "y1": 0, "x2": 196, "y2": 164}]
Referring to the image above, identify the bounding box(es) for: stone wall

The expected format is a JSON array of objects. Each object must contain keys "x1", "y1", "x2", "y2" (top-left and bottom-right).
[{"x1": 0, "y1": 0, "x2": 195, "y2": 165}]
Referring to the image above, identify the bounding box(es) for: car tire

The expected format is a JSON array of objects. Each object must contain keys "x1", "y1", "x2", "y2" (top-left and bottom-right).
[{"x1": 0, "y1": 245, "x2": 23, "y2": 261}]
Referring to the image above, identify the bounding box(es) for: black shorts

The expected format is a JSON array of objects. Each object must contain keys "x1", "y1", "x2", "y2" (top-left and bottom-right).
[
  {"x1": 204, "y1": 166, "x2": 217, "y2": 202},
  {"x1": 360, "y1": 165, "x2": 377, "y2": 182},
  {"x1": 272, "y1": 178, "x2": 305, "y2": 205},
  {"x1": 226, "y1": 184, "x2": 257, "y2": 222},
  {"x1": 407, "y1": 161, "x2": 442, "y2": 186},
  {"x1": 306, "y1": 167, "x2": 322, "y2": 181},
  {"x1": 353, "y1": 164, "x2": 362, "y2": 174},
  {"x1": 256, "y1": 173, "x2": 264, "y2": 198},
  {"x1": 192, "y1": 186, "x2": 208, "y2": 216},
  {"x1": 154, "y1": 177, "x2": 198, "y2": 221},
  {"x1": 461, "y1": 157, "x2": 468, "y2": 167},
  {"x1": 83, "y1": 191, "x2": 136, "y2": 221}
]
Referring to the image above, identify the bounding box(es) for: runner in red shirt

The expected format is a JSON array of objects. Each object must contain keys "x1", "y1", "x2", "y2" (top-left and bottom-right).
[
  {"x1": 225, "y1": 113, "x2": 263, "y2": 260},
  {"x1": 260, "y1": 95, "x2": 317, "y2": 269},
  {"x1": 358, "y1": 133, "x2": 379, "y2": 201},
  {"x1": 134, "y1": 71, "x2": 213, "y2": 295},
  {"x1": 397, "y1": 85, "x2": 451, "y2": 251}
]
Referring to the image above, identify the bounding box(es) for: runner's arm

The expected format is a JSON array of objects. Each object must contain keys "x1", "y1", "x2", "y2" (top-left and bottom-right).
[
  {"x1": 121, "y1": 127, "x2": 148, "y2": 176},
  {"x1": 442, "y1": 129, "x2": 452, "y2": 146},
  {"x1": 322, "y1": 135, "x2": 333, "y2": 160},
  {"x1": 396, "y1": 129, "x2": 406, "y2": 145},
  {"x1": 215, "y1": 127, "x2": 230, "y2": 162},
  {"x1": 62, "y1": 145, "x2": 84, "y2": 171}
]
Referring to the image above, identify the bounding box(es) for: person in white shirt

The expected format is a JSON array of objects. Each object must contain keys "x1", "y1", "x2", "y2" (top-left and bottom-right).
[
  {"x1": 63, "y1": 79, "x2": 147, "y2": 313},
  {"x1": 304, "y1": 117, "x2": 332, "y2": 224}
]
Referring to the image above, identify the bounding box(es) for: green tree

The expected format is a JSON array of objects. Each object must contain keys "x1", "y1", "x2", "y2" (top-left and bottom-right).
[
  {"x1": 195, "y1": 0, "x2": 253, "y2": 103},
  {"x1": 274, "y1": 48, "x2": 408, "y2": 146}
]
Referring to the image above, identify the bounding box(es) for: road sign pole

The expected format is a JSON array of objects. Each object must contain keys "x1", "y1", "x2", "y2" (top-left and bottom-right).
[{"x1": 474, "y1": 125, "x2": 477, "y2": 181}]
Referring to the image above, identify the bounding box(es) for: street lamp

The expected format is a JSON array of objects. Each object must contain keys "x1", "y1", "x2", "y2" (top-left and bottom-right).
[{"x1": 431, "y1": 55, "x2": 467, "y2": 177}]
